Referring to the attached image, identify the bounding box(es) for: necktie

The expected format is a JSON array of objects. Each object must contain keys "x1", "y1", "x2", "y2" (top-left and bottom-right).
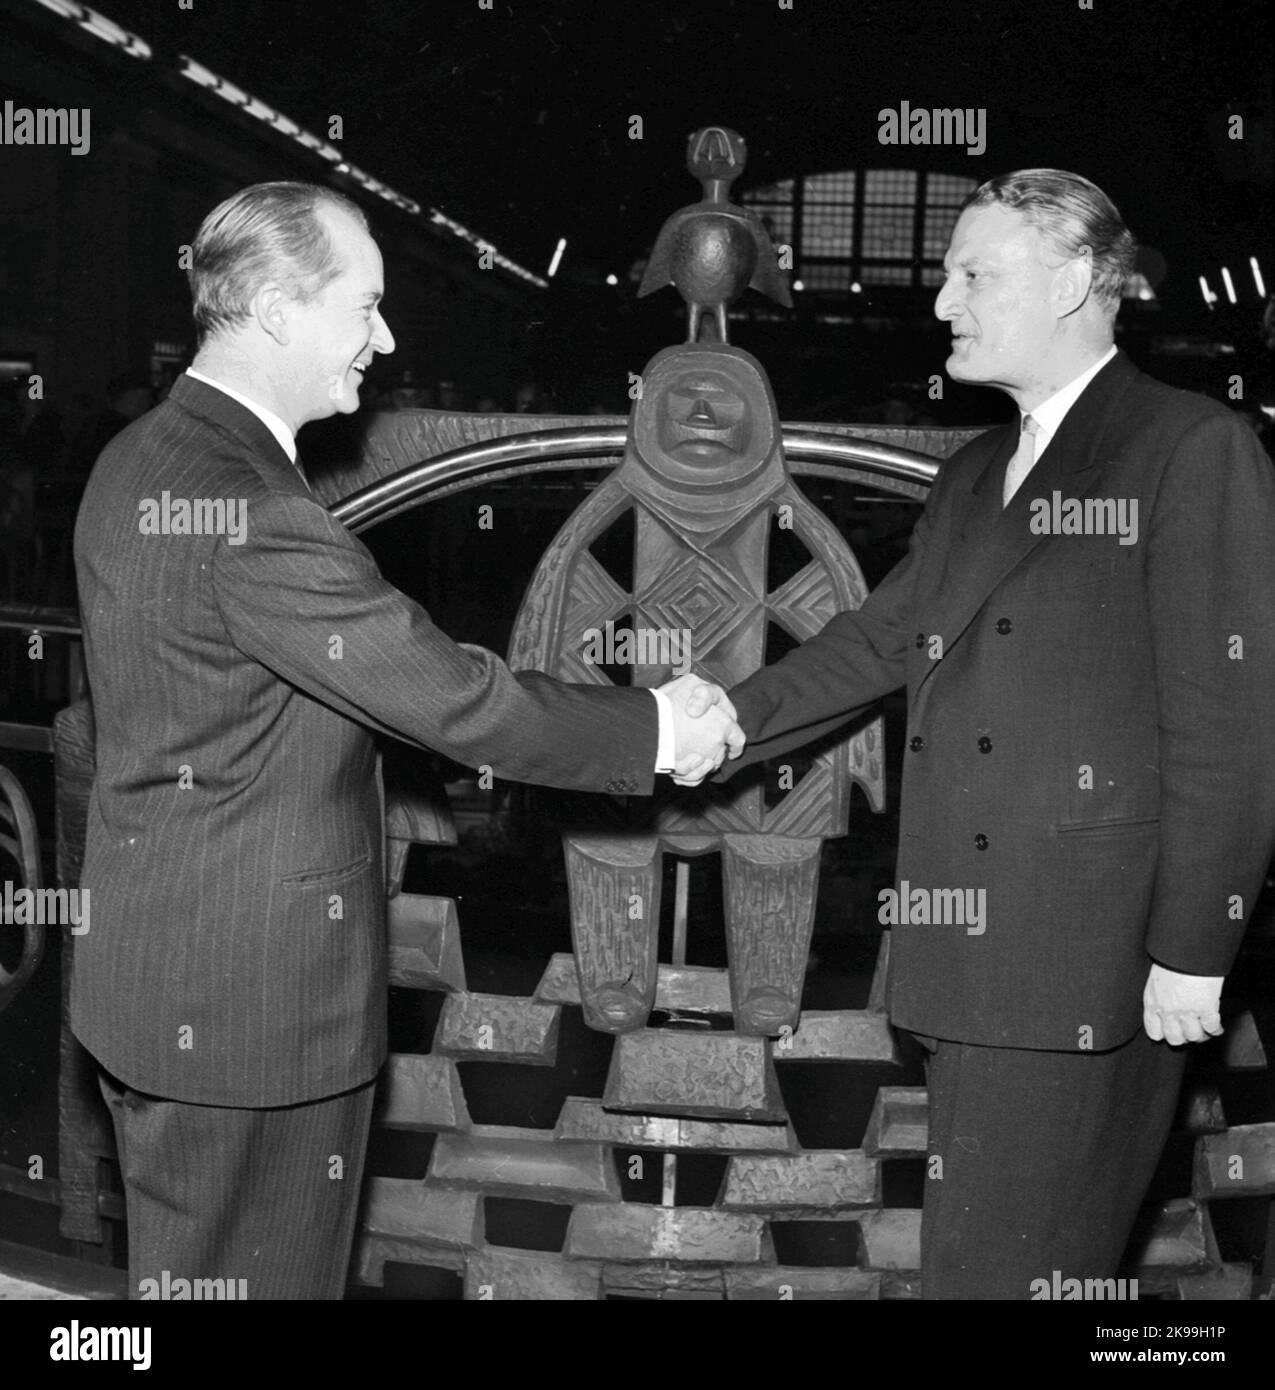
[{"x1": 1002, "y1": 413, "x2": 1040, "y2": 506}]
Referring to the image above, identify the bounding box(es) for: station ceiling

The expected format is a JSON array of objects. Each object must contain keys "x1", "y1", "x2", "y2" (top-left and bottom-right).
[{"x1": 26, "y1": 0, "x2": 1275, "y2": 283}]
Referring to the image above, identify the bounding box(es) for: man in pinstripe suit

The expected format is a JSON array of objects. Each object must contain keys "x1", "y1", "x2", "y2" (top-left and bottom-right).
[{"x1": 72, "y1": 181, "x2": 741, "y2": 1298}]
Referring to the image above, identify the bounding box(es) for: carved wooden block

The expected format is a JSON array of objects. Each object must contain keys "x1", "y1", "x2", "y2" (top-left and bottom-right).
[
  {"x1": 771, "y1": 1009, "x2": 898, "y2": 1063},
  {"x1": 555, "y1": 1097, "x2": 795, "y2": 1154},
  {"x1": 1193, "y1": 1123, "x2": 1275, "y2": 1198},
  {"x1": 603, "y1": 1030, "x2": 787, "y2": 1120},
  {"x1": 376, "y1": 1053, "x2": 470, "y2": 1131},
  {"x1": 1131, "y1": 1199, "x2": 1220, "y2": 1285},
  {"x1": 1175, "y1": 1263, "x2": 1254, "y2": 1302},
  {"x1": 857, "y1": 1209, "x2": 922, "y2": 1270},
  {"x1": 354, "y1": 1178, "x2": 481, "y2": 1282},
  {"x1": 428, "y1": 1125, "x2": 620, "y2": 1203},
  {"x1": 388, "y1": 893, "x2": 466, "y2": 992},
  {"x1": 1177, "y1": 1080, "x2": 1227, "y2": 1136},
  {"x1": 536, "y1": 953, "x2": 733, "y2": 1016},
  {"x1": 723, "y1": 834, "x2": 821, "y2": 1035},
  {"x1": 602, "y1": 1264, "x2": 725, "y2": 1296},
  {"x1": 565, "y1": 835, "x2": 662, "y2": 1033},
  {"x1": 862, "y1": 1086, "x2": 929, "y2": 1157},
  {"x1": 868, "y1": 931, "x2": 891, "y2": 1012},
  {"x1": 566, "y1": 1203, "x2": 770, "y2": 1263},
  {"x1": 720, "y1": 1151, "x2": 880, "y2": 1214},
  {"x1": 435, "y1": 992, "x2": 560, "y2": 1064},
  {"x1": 353, "y1": 1235, "x2": 465, "y2": 1286},
  {"x1": 654, "y1": 963, "x2": 734, "y2": 1015},
  {"x1": 363, "y1": 1177, "x2": 482, "y2": 1248},
  {"x1": 385, "y1": 784, "x2": 458, "y2": 848},
  {"x1": 1222, "y1": 1010, "x2": 1268, "y2": 1069},
  {"x1": 384, "y1": 784, "x2": 457, "y2": 896},
  {"x1": 725, "y1": 1267, "x2": 881, "y2": 1300},
  {"x1": 465, "y1": 1248, "x2": 604, "y2": 1300},
  {"x1": 535, "y1": 953, "x2": 584, "y2": 1004}
]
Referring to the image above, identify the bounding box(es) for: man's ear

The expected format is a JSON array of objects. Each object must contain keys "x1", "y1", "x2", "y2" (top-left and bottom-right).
[
  {"x1": 1052, "y1": 250, "x2": 1094, "y2": 319},
  {"x1": 251, "y1": 283, "x2": 292, "y2": 346}
]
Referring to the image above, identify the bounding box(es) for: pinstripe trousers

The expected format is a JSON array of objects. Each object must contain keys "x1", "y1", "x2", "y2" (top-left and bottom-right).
[{"x1": 98, "y1": 1067, "x2": 376, "y2": 1300}]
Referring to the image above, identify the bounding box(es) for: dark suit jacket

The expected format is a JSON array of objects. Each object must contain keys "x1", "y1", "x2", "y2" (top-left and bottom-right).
[
  {"x1": 728, "y1": 352, "x2": 1275, "y2": 1050},
  {"x1": 72, "y1": 373, "x2": 657, "y2": 1106}
]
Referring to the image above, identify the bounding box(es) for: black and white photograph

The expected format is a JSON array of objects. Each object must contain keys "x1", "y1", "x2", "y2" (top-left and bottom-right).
[{"x1": 1, "y1": 0, "x2": 1272, "y2": 1361}]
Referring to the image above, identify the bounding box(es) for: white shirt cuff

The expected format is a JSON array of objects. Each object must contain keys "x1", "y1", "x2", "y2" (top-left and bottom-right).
[{"x1": 651, "y1": 688, "x2": 677, "y2": 772}]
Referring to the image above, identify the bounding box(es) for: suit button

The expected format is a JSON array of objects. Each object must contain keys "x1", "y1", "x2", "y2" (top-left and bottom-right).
[
  {"x1": 909, "y1": 735, "x2": 924, "y2": 752},
  {"x1": 995, "y1": 618, "x2": 1013, "y2": 634},
  {"x1": 974, "y1": 833, "x2": 989, "y2": 850},
  {"x1": 914, "y1": 632, "x2": 926, "y2": 649},
  {"x1": 978, "y1": 737, "x2": 992, "y2": 753}
]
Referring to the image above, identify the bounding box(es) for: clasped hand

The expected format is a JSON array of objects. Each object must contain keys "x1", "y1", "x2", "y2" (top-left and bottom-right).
[{"x1": 659, "y1": 672, "x2": 745, "y2": 786}]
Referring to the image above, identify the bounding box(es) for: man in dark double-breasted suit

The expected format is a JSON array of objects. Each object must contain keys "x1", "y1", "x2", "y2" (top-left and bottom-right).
[
  {"x1": 696, "y1": 169, "x2": 1275, "y2": 1297},
  {"x1": 73, "y1": 181, "x2": 740, "y2": 1299}
]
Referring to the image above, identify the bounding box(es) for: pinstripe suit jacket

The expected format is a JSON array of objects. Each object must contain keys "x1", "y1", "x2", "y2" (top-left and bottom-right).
[
  {"x1": 72, "y1": 373, "x2": 657, "y2": 1106},
  {"x1": 728, "y1": 352, "x2": 1275, "y2": 1051}
]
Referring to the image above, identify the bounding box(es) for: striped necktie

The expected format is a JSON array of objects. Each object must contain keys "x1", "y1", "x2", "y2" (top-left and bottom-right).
[{"x1": 1002, "y1": 413, "x2": 1040, "y2": 506}]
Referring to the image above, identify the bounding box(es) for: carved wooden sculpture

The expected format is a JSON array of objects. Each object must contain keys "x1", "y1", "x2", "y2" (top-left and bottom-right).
[
  {"x1": 510, "y1": 337, "x2": 885, "y2": 1035},
  {"x1": 509, "y1": 125, "x2": 883, "y2": 1037}
]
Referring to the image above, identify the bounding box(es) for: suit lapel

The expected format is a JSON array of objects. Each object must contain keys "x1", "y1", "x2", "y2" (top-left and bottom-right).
[
  {"x1": 168, "y1": 373, "x2": 308, "y2": 495},
  {"x1": 920, "y1": 351, "x2": 1141, "y2": 684}
]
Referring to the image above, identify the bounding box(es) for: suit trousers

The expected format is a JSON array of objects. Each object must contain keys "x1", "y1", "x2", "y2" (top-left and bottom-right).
[
  {"x1": 918, "y1": 1030, "x2": 1187, "y2": 1299},
  {"x1": 98, "y1": 1067, "x2": 376, "y2": 1300}
]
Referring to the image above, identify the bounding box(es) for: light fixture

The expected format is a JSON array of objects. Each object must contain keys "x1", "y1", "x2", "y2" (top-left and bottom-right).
[{"x1": 33, "y1": 0, "x2": 152, "y2": 59}]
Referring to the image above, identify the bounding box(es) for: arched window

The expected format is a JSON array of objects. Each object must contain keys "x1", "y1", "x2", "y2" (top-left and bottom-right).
[{"x1": 742, "y1": 170, "x2": 977, "y2": 293}]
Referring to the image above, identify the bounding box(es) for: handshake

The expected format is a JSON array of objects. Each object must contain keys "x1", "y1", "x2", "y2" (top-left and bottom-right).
[{"x1": 659, "y1": 672, "x2": 746, "y2": 786}]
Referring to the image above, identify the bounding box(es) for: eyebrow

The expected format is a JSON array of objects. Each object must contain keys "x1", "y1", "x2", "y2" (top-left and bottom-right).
[{"x1": 359, "y1": 291, "x2": 383, "y2": 305}]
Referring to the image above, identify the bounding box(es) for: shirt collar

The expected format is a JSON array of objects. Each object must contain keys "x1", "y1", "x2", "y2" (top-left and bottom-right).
[
  {"x1": 1024, "y1": 344, "x2": 1118, "y2": 452},
  {"x1": 184, "y1": 368, "x2": 300, "y2": 469}
]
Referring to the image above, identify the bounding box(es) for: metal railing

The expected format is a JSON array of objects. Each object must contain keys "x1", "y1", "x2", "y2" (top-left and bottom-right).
[{"x1": 332, "y1": 425, "x2": 938, "y2": 532}]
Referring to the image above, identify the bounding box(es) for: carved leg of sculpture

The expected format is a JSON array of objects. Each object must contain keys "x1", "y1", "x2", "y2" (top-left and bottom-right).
[
  {"x1": 564, "y1": 834, "x2": 662, "y2": 1033},
  {"x1": 722, "y1": 834, "x2": 822, "y2": 1036}
]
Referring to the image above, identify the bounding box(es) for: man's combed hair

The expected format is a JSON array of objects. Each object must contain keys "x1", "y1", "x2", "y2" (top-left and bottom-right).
[
  {"x1": 189, "y1": 182, "x2": 368, "y2": 343},
  {"x1": 963, "y1": 169, "x2": 1138, "y2": 312}
]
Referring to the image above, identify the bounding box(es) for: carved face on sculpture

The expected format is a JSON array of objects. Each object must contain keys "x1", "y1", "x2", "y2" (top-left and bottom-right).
[
  {"x1": 686, "y1": 126, "x2": 746, "y2": 184},
  {"x1": 634, "y1": 349, "x2": 775, "y2": 492}
]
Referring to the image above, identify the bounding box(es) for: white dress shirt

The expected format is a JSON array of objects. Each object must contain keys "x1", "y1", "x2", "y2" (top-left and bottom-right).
[
  {"x1": 184, "y1": 368, "x2": 301, "y2": 471},
  {"x1": 1015, "y1": 344, "x2": 1118, "y2": 479}
]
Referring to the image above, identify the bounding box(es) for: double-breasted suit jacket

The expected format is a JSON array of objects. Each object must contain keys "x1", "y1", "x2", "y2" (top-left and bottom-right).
[
  {"x1": 73, "y1": 374, "x2": 657, "y2": 1107},
  {"x1": 728, "y1": 352, "x2": 1275, "y2": 1051}
]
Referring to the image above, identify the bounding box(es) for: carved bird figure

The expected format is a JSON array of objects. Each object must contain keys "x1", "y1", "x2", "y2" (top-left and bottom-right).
[{"x1": 639, "y1": 126, "x2": 792, "y2": 344}]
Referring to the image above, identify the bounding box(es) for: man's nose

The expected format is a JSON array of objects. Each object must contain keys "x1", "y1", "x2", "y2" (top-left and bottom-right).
[
  {"x1": 934, "y1": 275, "x2": 961, "y2": 322},
  {"x1": 371, "y1": 310, "x2": 395, "y2": 355}
]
